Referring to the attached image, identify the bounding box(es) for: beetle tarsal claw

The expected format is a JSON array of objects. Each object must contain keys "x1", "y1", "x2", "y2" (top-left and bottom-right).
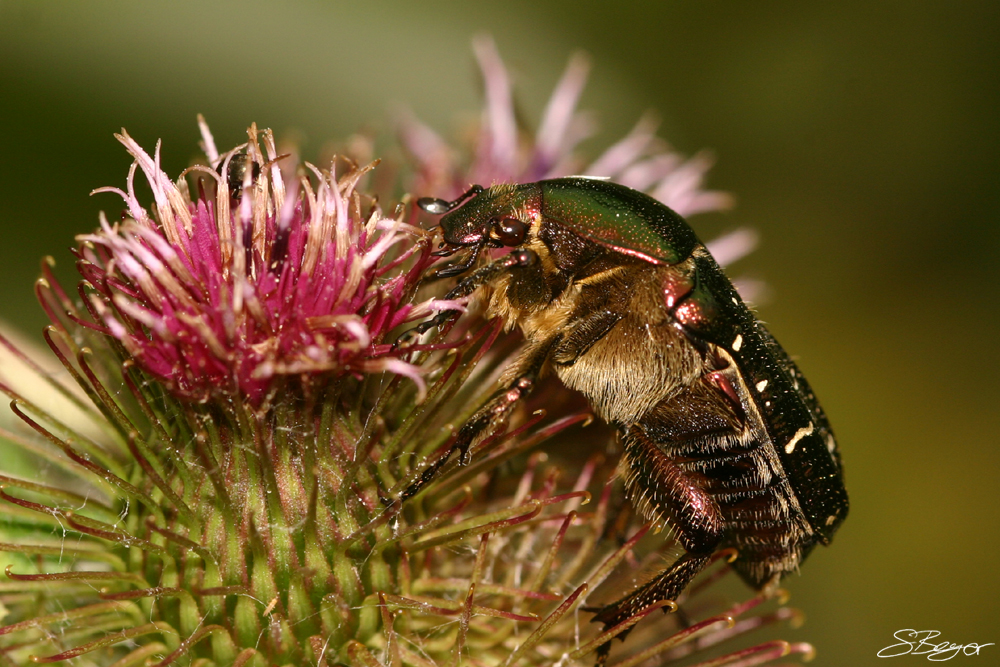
[
  {"x1": 428, "y1": 263, "x2": 468, "y2": 280},
  {"x1": 390, "y1": 327, "x2": 423, "y2": 351},
  {"x1": 431, "y1": 246, "x2": 456, "y2": 257},
  {"x1": 715, "y1": 547, "x2": 739, "y2": 563}
]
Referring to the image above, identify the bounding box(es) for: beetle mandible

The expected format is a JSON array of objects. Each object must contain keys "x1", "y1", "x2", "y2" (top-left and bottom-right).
[{"x1": 401, "y1": 177, "x2": 848, "y2": 663}]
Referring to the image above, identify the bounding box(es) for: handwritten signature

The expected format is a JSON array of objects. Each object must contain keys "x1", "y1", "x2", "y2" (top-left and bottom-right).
[{"x1": 878, "y1": 630, "x2": 994, "y2": 661}]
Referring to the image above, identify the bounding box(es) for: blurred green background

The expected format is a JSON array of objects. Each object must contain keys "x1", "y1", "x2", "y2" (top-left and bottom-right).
[{"x1": 1, "y1": 1, "x2": 997, "y2": 665}]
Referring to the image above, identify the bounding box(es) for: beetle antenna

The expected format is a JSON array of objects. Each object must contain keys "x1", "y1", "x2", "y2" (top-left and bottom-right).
[
  {"x1": 416, "y1": 197, "x2": 450, "y2": 214},
  {"x1": 417, "y1": 184, "x2": 484, "y2": 215}
]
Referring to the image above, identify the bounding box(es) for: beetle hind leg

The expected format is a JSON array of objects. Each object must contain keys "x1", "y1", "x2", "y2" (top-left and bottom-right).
[
  {"x1": 589, "y1": 427, "x2": 724, "y2": 664},
  {"x1": 591, "y1": 551, "x2": 712, "y2": 666}
]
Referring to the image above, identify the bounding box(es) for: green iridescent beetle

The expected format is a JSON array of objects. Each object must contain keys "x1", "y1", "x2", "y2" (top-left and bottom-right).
[{"x1": 401, "y1": 177, "x2": 849, "y2": 664}]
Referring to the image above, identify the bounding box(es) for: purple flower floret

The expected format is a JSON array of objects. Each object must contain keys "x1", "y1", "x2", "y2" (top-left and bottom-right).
[
  {"x1": 402, "y1": 36, "x2": 734, "y2": 218},
  {"x1": 78, "y1": 121, "x2": 443, "y2": 406}
]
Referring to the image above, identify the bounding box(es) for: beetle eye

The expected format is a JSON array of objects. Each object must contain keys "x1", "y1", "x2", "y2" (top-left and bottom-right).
[{"x1": 494, "y1": 217, "x2": 528, "y2": 246}]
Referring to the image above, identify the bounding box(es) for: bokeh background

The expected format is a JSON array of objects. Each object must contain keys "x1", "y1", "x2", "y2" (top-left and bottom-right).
[{"x1": 1, "y1": 1, "x2": 997, "y2": 665}]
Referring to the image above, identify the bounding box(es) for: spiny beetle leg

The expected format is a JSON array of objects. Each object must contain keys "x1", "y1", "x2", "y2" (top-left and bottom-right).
[
  {"x1": 394, "y1": 249, "x2": 539, "y2": 349},
  {"x1": 592, "y1": 552, "x2": 711, "y2": 666},
  {"x1": 620, "y1": 428, "x2": 726, "y2": 553},
  {"x1": 438, "y1": 249, "x2": 538, "y2": 302},
  {"x1": 397, "y1": 384, "x2": 522, "y2": 502},
  {"x1": 427, "y1": 241, "x2": 485, "y2": 280},
  {"x1": 590, "y1": 427, "x2": 725, "y2": 665},
  {"x1": 398, "y1": 330, "x2": 559, "y2": 503},
  {"x1": 394, "y1": 309, "x2": 459, "y2": 349},
  {"x1": 551, "y1": 309, "x2": 624, "y2": 367}
]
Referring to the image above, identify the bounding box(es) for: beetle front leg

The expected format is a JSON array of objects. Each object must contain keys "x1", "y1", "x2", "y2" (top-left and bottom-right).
[
  {"x1": 396, "y1": 249, "x2": 539, "y2": 346},
  {"x1": 395, "y1": 331, "x2": 560, "y2": 503}
]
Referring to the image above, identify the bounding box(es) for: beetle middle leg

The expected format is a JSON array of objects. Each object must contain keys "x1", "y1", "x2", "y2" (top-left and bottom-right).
[
  {"x1": 591, "y1": 551, "x2": 711, "y2": 666},
  {"x1": 550, "y1": 309, "x2": 624, "y2": 367},
  {"x1": 397, "y1": 332, "x2": 560, "y2": 502}
]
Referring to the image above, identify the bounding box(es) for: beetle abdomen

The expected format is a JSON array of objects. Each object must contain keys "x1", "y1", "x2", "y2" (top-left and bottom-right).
[
  {"x1": 626, "y1": 362, "x2": 814, "y2": 585},
  {"x1": 666, "y1": 252, "x2": 849, "y2": 543}
]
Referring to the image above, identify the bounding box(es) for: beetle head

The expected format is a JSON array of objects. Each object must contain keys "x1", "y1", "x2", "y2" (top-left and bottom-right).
[{"x1": 419, "y1": 183, "x2": 541, "y2": 249}]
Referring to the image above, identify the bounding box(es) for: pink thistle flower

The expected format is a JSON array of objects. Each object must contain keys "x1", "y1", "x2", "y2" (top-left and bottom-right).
[
  {"x1": 402, "y1": 36, "x2": 734, "y2": 219},
  {"x1": 78, "y1": 119, "x2": 441, "y2": 407}
]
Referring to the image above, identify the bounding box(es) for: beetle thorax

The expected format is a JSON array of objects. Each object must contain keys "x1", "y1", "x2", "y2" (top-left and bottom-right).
[
  {"x1": 483, "y1": 223, "x2": 559, "y2": 330},
  {"x1": 554, "y1": 264, "x2": 706, "y2": 424}
]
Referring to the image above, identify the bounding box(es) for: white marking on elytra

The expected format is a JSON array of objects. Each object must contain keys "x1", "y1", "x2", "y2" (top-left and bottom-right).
[
  {"x1": 756, "y1": 379, "x2": 768, "y2": 392},
  {"x1": 732, "y1": 334, "x2": 743, "y2": 351},
  {"x1": 825, "y1": 514, "x2": 837, "y2": 526},
  {"x1": 825, "y1": 432, "x2": 836, "y2": 454},
  {"x1": 784, "y1": 422, "x2": 815, "y2": 454},
  {"x1": 731, "y1": 297, "x2": 738, "y2": 305}
]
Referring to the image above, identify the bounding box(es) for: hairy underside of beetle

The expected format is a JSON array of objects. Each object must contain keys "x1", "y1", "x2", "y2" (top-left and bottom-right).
[{"x1": 482, "y1": 233, "x2": 815, "y2": 591}]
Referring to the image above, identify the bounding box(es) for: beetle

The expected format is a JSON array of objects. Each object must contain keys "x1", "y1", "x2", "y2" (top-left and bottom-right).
[
  {"x1": 215, "y1": 153, "x2": 261, "y2": 200},
  {"x1": 401, "y1": 177, "x2": 848, "y2": 664}
]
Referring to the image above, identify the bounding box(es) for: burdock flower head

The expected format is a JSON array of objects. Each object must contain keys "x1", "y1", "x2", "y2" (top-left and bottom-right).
[
  {"x1": 0, "y1": 41, "x2": 811, "y2": 667},
  {"x1": 0, "y1": 119, "x2": 451, "y2": 666},
  {"x1": 81, "y1": 120, "x2": 437, "y2": 407}
]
